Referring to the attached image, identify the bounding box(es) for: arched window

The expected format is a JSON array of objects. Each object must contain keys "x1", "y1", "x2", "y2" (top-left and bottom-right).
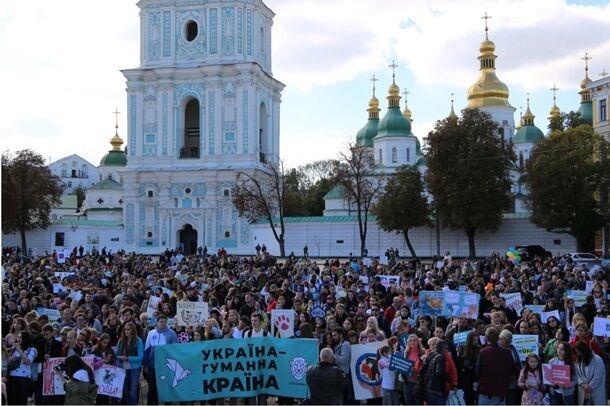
[
  {"x1": 181, "y1": 98, "x2": 200, "y2": 159},
  {"x1": 61, "y1": 163, "x2": 68, "y2": 178},
  {"x1": 80, "y1": 164, "x2": 88, "y2": 178},
  {"x1": 147, "y1": 190, "x2": 154, "y2": 198},
  {"x1": 407, "y1": 147, "x2": 410, "y2": 162},
  {"x1": 223, "y1": 189, "x2": 230, "y2": 197},
  {"x1": 378, "y1": 149, "x2": 382, "y2": 164},
  {"x1": 259, "y1": 103, "x2": 268, "y2": 163},
  {"x1": 391, "y1": 147, "x2": 397, "y2": 163}
]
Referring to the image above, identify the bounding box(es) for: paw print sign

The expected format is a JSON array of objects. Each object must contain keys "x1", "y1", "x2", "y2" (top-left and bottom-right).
[{"x1": 271, "y1": 309, "x2": 295, "y2": 338}]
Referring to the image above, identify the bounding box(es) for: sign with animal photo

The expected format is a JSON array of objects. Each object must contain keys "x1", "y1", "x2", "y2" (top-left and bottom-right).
[
  {"x1": 42, "y1": 356, "x2": 94, "y2": 396},
  {"x1": 147, "y1": 295, "x2": 161, "y2": 314},
  {"x1": 350, "y1": 341, "x2": 387, "y2": 400},
  {"x1": 419, "y1": 291, "x2": 445, "y2": 317},
  {"x1": 442, "y1": 290, "x2": 480, "y2": 320},
  {"x1": 95, "y1": 364, "x2": 126, "y2": 398},
  {"x1": 271, "y1": 309, "x2": 295, "y2": 338},
  {"x1": 175, "y1": 301, "x2": 209, "y2": 326}
]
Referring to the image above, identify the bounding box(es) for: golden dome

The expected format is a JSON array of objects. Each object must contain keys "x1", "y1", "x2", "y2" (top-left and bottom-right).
[
  {"x1": 403, "y1": 106, "x2": 412, "y2": 121},
  {"x1": 388, "y1": 82, "x2": 400, "y2": 97},
  {"x1": 369, "y1": 95, "x2": 380, "y2": 108},
  {"x1": 549, "y1": 104, "x2": 560, "y2": 117},
  {"x1": 480, "y1": 39, "x2": 495, "y2": 53},
  {"x1": 467, "y1": 38, "x2": 512, "y2": 108},
  {"x1": 580, "y1": 75, "x2": 592, "y2": 89},
  {"x1": 110, "y1": 132, "x2": 124, "y2": 151}
]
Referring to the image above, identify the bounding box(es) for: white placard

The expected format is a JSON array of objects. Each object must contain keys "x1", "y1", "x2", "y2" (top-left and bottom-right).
[
  {"x1": 541, "y1": 310, "x2": 561, "y2": 323},
  {"x1": 147, "y1": 295, "x2": 161, "y2": 315},
  {"x1": 501, "y1": 292, "x2": 523, "y2": 315},
  {"x1": 512, "y1": 335, "x2": 539, "y2": 362},
  {"x1": 95, "y1": 364, "x2": 126, "y2": 398},
  {"x1": 271, "y1": 309, "x2": 295, "y2": 338},
  {"x1": 378, "y1": 275, "x2": 400, "y2": 289},
  {"x1": 593, "y1": 317, "x2": 610, "y2": 337},
  {"x1": 175, "y1": 301, "x2": 209, "y2": 326}
]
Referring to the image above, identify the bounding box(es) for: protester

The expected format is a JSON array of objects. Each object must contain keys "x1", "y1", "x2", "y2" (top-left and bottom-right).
[
  {"x1": 143, "y1": 315, "x2": 177, "y2": 405},
  {"x1": 574, "y1": 340, "x2": 607, "y2": 405},
  {"x1": 306, "y1": 347, "x2": 345, "y2": 405},
  {"x1": 477, "y1": 327, "x2": 515, "y2": 405},
  {"x1": 117, "y1": 321, "x2": 144, "y2": 405},
  {"x1": 53, "y1": 354, "x2": 98, "y2": 404},
  {"x1": 517, "y1": 354, "x2": 545, "y2": 405},
  {"x1": 7, "y1": 331, "x2": 37, "y2": 405},
  {"x1": 548, "y1": 342, "x2": 577, "y2": 405}
]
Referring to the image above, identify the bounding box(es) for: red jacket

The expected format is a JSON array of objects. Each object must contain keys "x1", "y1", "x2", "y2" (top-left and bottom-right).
[{"x1": 444, "y1": 352, "x2": 458, "y2": 393}]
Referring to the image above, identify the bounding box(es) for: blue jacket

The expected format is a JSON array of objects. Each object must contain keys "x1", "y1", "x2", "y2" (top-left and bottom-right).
[
  {"x1": 117, "y1": 337, "x2": 144, "y2": 369},
  {"x1": 143, "y1": 327, "x2": 177, "y2": 368}
]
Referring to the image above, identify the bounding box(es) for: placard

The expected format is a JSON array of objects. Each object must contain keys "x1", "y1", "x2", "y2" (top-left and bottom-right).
[
  {"x1": 566, "y1": 290, "x2": 588, "y2": 307},
  {"x1": 593, "y1": 317, "x2": 610, "y2": 337},
  {"x1": 271, "y1": 309, "x2": 295, "y2": 338},
  {"x1": 350, "y1": 341, "x2": 386, "y2": 400},
  {"x1": 443, "y1": 290, "x2": 480, "y2": 320},
  {"x1": 378, "y1": 275, "x2": 400, "y2": 289},
  {"x1": 541, "y1": 310, "x2": 561, "y2": 323},
  {"x1": 39, "y1": 308, "x2": 61, "y2": 322},
  {"x1": 42, "y1": 356, "x2": 94, "y2": 395},
  {"x1": 453, "y1": 330, "x2": 473, "y2": 346},
  {"x1": 542, "y1": 364, "x2": 571, "y2": 386},
  {"x1": 512, "y1": 335, "x2": 539, "y2": 362},
  {"x1": 501, "y1": 293, "x2": 523, "y2": 315},
  {"x1": 95, "y1": 364, "x2": 126, "y2": 398},
  {"x1": 175, "y1": 301, "x2": 209, "y2": 326},
  {"x1": 389, "y1": 352, "x2": 414, "y2": 375},
  {"x1": 147, "y1": 295, "x2": 161, "y2": 315},
  {"x1": 419, "y1": 291, "x2": 444, "y2": 316},
  {"x1": 524, "y1": 305, "x2": 544, "y2": 315}
]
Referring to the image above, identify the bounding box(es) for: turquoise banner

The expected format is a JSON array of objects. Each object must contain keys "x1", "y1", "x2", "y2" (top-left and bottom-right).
[{"x1": 153, "y1": 337, "x2": 318, "y2": 402}]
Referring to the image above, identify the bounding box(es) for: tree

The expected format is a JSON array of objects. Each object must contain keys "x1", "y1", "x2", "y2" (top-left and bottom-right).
[
  {"x1": 71, "y1": 186, "x2": 87, "y2": 212},
  {"x1": 425, "y1": 109, "x2": 515, "y2": 258},
  {"x1": 297, "y1": 159, "x2": 338, "y2": 216},
  {"x1": 562, "y1": 111, "x2": 589, "y2": 130},
  {"x1": 2, "y1": 149, "x2": 64, "y2": 254},
  {"x1": 523, "y1": 125, "x2": 605, "y2": 251},
  {"x1": 232, "y1": 162, "x2": 287, "y2": 257},
  {"x1": 334, "y1": 143, "x2": 384, "y2": 257},
  {"x1": 373, "y1": 165, "x2": 431, "y2": 258}
]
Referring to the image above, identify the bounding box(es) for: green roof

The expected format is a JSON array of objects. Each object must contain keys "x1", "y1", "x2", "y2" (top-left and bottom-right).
[
  {"x1": 323, "y1": 184, "x2": 346, "y2": 200},
  {"x1": 416, "y1": 156, "x2": 427, "y2": 167},
  {"x1": 375, "y1": 107, "x2": 414, "y2": 139},
  {"x1": 100, "y1": 150, "x2": 127, "y2": 167},
  {"x1": 356, "y1": 118, "x2": 379, "y2": 148},
  {"x1": 512, "y1": 124, "x2": 544, "y2": 144},
  {"x1": 283, "y1": 215, "x2": 377, "y2": 223},
  {"x1": 91, "y1": 178, "x2": 123, "y2": 191},
  {"x1": 502, "y1": 212, "x2": 531, "y2": 219},
  {"x1": 52, "y1": 218, "x2": 123, "y2": 227},
  {"x1": 56, "y1": 195, "x2": 78, "y2": 210},
  {"x1": 578, "y1": 102, "x2": 593, "y2": 125}
]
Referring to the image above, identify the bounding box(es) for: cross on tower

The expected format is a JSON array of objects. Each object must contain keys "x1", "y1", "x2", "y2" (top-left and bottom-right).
[
  {"x1": 526, "y1": 92, "x2": 530, "y2": 106},
  {"x1": 113, "y1": 108, "x2": 121, "y2": 130},
  {"x1": 481, "y1": 11, "x2": 492, "y2": 38},
  {"x1": 550, "y1": 84, "x2": 559, "y2": 104},
  {"x1": 389, "y1": 60, "x2": 398, "y2": 83},
  {"x1": 402, "y1": 89, "x2": 410, "y2": 105},
  {"x1": 370, "y1": 74, "x2": 379, "y2": 97},
  {"x1": 581, "y1": 52, "x2": 592, "y2": 74},
  {"x1": 600, "y1": 69, "x2": 609, "y2": 78}
]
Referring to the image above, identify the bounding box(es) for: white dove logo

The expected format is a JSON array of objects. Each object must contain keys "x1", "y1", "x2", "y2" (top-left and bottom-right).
[{"x1": 166, "y1": 358, "x2": 191, "y2": 389}]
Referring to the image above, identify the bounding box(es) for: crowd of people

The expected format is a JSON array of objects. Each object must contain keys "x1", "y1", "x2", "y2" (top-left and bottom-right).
[{"x1": 2, "y1": 245, "x2": 610, "y2": 405}]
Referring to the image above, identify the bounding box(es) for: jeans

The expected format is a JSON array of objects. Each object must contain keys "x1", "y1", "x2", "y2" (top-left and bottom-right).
[
  {"x1": 426, "y1": 392, "x2": 448, "y2": 405},
  {"x1": 381, "y1": 389, "x2": 399, "y2": 405},
  {"x1": 551, "y1": 392, "x2": 575, "y2": 405},
  {"x1": 402, "y1": 381, "x2": 416, "y2": 405},
  {"x1": 122, "y1": 368, "x2": 141, "y2": 405},
  {"x1": 478, "y1": 393, "x2": 506, "y2": 405}
]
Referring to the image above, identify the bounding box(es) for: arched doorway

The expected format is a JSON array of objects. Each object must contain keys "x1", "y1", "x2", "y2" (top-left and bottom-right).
[{"x1": 179, "y1": 224, "x2": 198, "y2": 255}]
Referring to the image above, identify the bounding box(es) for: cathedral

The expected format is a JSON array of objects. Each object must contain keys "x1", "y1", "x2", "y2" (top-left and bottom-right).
[{"x1": 5, "y1": 0, "x2": 606, "y2": 257}]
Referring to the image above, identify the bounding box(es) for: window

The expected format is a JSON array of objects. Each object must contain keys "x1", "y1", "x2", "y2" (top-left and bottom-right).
[
  {"x1": 223, "y1": 189, "x2": 230, "y2": 197},
  {"x1": 378, "y1": 149, "x2": 382, "y2": 164},
  {"x1": 55, "y1": 232, "x2": 65, "y2": 246},
  {"x1": 185, "y1": 187, "x2": 191, "y2": 194},
  {"x1": 600, "y1": 99, "x2": 607, "y2": 122},
  {"x1": 224, "y1": 132, "x2": 236, "y2": 142},
  {"x1": 147, "y1": 190, "x2": 154, "y2": 198},
  {"x1": 185, "y1": 20, "x2": 198, "y2": 42},
  {"x1": 391, "y1": 147, "x2": 397, "y2": 163},
  {"x1": 406, "y1": 147, "x2": 410, "y2": 162},
  {"x1": 145, "y1": 134, "x2": 156, "y2": 144},
  {"x1": 147, "y1": 232, "x2": 153, "y2": 238},
  {"x1": 67, "y1": 181, "x2": 72, "y2": 188},
  {"x1": 224, "y1": 231, "x2": 231, "y2": 238}
]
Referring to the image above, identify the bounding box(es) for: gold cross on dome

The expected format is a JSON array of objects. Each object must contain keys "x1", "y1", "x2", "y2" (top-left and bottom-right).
[
  {"x1": 113, "y1": 108, "x2": 121, "y2": 130},
  {"x1": 370, "y1": 74, "x2": 379, "y2": 97},
  {"x1": 402, "y1": 89, "x2": 410, "y2": 104},
  {"x1": 389, "y1": 60, "x2": 398, "y2": 83},
  {"x1": 600, "y1": 69, "x2": 608, "y2": 78},
  {"x1": 481, "y1": 11, "x2": 492, "y2": 38},
  {"x1": 550, "y1": 84, "x2": 559, "y2": 104},
  {"x1": 581, "y1": 52, "x2": 592, "y2": 73}
]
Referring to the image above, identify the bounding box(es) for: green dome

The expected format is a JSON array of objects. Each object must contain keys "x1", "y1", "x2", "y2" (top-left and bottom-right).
[
  {"x1": 577, "y1": 102, "x2": 593, "y2": 125},
  {"x1": 91, "y1": 178, "x2": 123, "y2": 191},
  {"x1": 512, "y1": 124, "x2": 544, "y2": 144},
  {"x1": 100, "y1": 150, "x2": 127, "y2": 167},
  {"x1": 356, "y1": 118, "x2": 379, "y2": 148},
  {"x1": 375, "y1": 107, "x2": 413, "y2": 139}
]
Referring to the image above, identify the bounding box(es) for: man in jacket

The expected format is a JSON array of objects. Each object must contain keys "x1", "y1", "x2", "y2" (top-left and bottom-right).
[
  {"x1": 418, "y1": 339, "x2": 450, "y2": 405},
  {"x1": 476, "y1": 327, "x2": 515, "y2": 405},
  {"x1": 306, "y1": 348, "x2": 345, "y2": 405},
  {"x1": 143, "y1": 315, "x2": 178, "y2": 405},
  {"x1": 332, "y1": 327, "x2": 353, "y2": 404}
]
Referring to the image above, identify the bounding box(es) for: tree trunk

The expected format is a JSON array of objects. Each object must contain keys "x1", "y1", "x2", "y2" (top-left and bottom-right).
[
  {"x1": 465, "y1": 227, "x2": 476, "y2": 259},
  {"x1": 278, "y1": 236, "x2": 286, "y2": 258},
  {"x1": 20, "y1": 227, "x2": 27, "y2": 256},
  {"x1": 403, "y1": 228, "x2": 416, "y2": 258}
]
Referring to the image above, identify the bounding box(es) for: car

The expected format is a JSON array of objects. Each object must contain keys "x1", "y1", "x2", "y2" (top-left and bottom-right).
[
  {"x1": 568, "y1": 252, "x2": 602, "y2": 272},
  {"x1": 568, "y1": 252, "x2": 601, "y2": 261},
  {"x1": 514, "y1": 245, "x2": 552, "y2": 262}
]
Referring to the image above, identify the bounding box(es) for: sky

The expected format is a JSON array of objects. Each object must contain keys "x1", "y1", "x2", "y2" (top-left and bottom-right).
[{"x1": 1, "y1": 0, "x2": 609, "y2": 168}]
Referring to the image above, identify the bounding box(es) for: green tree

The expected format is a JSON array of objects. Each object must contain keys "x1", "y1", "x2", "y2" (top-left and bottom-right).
[
  {"x1": 71, "y1": 186, "x2": 87, "y2": 212},
  {"x1": 425, "y1": 109, "x2": 515, "y2": 258},
  {"x1": 334, "y1": 143, "x2": 384, "y2": 257},
  {"x1": 562, "y1": 111, "x2": 589, "y2": 130},
  {"x1": 295, "y1": 159, "x2": 338, "y2": 216},
  {"x1": 523, "y1": 125, "x2": 604, "y2": 251},
  {"x1": 2, "y1": 149, "x2": 64, "y2": 254},
  {"x1": 232, "y1": 162, "x2": 287, "y2": 257},
  {"x1": 373, "y1": 165, "x2": 431, "y2": 258}
]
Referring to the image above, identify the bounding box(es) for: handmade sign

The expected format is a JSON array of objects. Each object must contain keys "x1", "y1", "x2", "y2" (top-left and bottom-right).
[
  {"x1": 593, "y1": 317, "x2": 610, "y2": 337},
  {"x1": 542, "y1": 364, "x2": 570, "y2": 386},
  {"x1": 453, "y1": 330, "x2": 473, "y2": 346},
  {"x1": 38, "y1": 308, "x2": 61, "y2": 322},
  {"x1": 512, "y1": 335, "x2": 539, "y2": 362},
  {"x1": 566, "y1": 290, "x2": 588, "y2": 307},
  {"x1": 350, "y1": 341, "x2": 387, "y2": 400},
  {"x1": 271, "y1": 309, "x2": 295, "y2": 338},
  {"x1": 154, "y1": 338, "x2": 317, "y2": 402},
  {"x1": 442, "y1": 290, "x2": 480, "y2": 320},
  {"x1": 378, "y1": 275, "x2": 400, "y2": 289},
  {"x1": 43, "y1": 357, "x2": 94, "y2": 396},
  {"x1": 501, "y1": 293, "x2": 523, "y2": 315},
  {"x1": 419, "y1": 291, "x2": 444, "y2": 317},
  {"x1": 95, "y1": 364, "x2": 126, "y2": 398},
  {"x1": 147, "y1": 295, "x2": 161, "y2": 314},
  {"x1": 541, "y1": 310, "x2": 561, "y2": 323},
  {"x1": 175, "y1": 301, "x2": 209, "y2": 326}
]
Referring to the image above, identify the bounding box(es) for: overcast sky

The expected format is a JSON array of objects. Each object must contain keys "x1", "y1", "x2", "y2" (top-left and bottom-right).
[{"x1": 1, "y1": 0, "x2": 609, "y2": 168}]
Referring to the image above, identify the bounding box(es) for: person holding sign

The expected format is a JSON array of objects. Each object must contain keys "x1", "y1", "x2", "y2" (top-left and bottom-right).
[
  {"x1": 53, "y1": 354, "x2": 98, "y2": 405},
  {"x1": 548, "y1": 342, "x2": 577, "y2": 405},
  {"x1": 377, "y1": 345, "x2": 399, "y2": 405}
]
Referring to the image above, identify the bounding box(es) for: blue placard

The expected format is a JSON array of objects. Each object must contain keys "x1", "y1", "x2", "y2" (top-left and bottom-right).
[
  {"x1": 453, "y1": 329, "x2": 473, "y2": 346},
  {"x1": 419, "y1": 291, "x2": 445, "y2": 316},
  {"x1": 389, "y1": 352, "x2": 414, "y2": 375}
]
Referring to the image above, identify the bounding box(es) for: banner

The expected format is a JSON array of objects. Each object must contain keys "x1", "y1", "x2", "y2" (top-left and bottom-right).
[
  {"x1": 154, "y1": 337, "x2": 317, "y2": 402},
  {"x1": 42, "y1": 357, "x2": 94, "y2": 396},
  {"x1": 542, "y1": 364, "x2": 571, "y2": 386},
  {"x1": 389, "y1": 352, "x2": 414, "y2": 375},
  {"x1": 271, "y1": 309, "x2": 295, "y2": 338},
  {"x1": 378, "y1": 275, "x2": 400, "y2": 289},
  {"x1": 350, "y1": 341, "x2": 386, "y2": 400},
  {"x1": 419, "y1": 291, "x2": 444, "y2": 317},
  {"x1": 453, "y1": 330, "x2": 473, "y2": 346},
  {"x1": 512, "y1": 335, "x2": 539, "y2": 362},
  {"x1": 442, "y1": 291, "x2": 480, "y2": 319},
  {"x1": 524, "y1": 305, "x2": 544, "y2": 315},
  {"x1": 39, "y1": 308, "x2": 61, "y2": 322},
  {"x1": 95, "y1": 364, "x2": 126, "y2": 398},
  {"x1": 567, "y1": 290, "x2": 588, "y2": 307},
  {"x1": 501, "y1": 293, "x2": 523, "y2": 315},
  {"x1": 593, "y1": 317, "x2": 610, "y2": 337},
  {"x1": 541, "y1": 310, "x2": 561, "y2": 323},
  {"x1": 175, "y1": 301, "x2": 209, "y2": 326}
]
